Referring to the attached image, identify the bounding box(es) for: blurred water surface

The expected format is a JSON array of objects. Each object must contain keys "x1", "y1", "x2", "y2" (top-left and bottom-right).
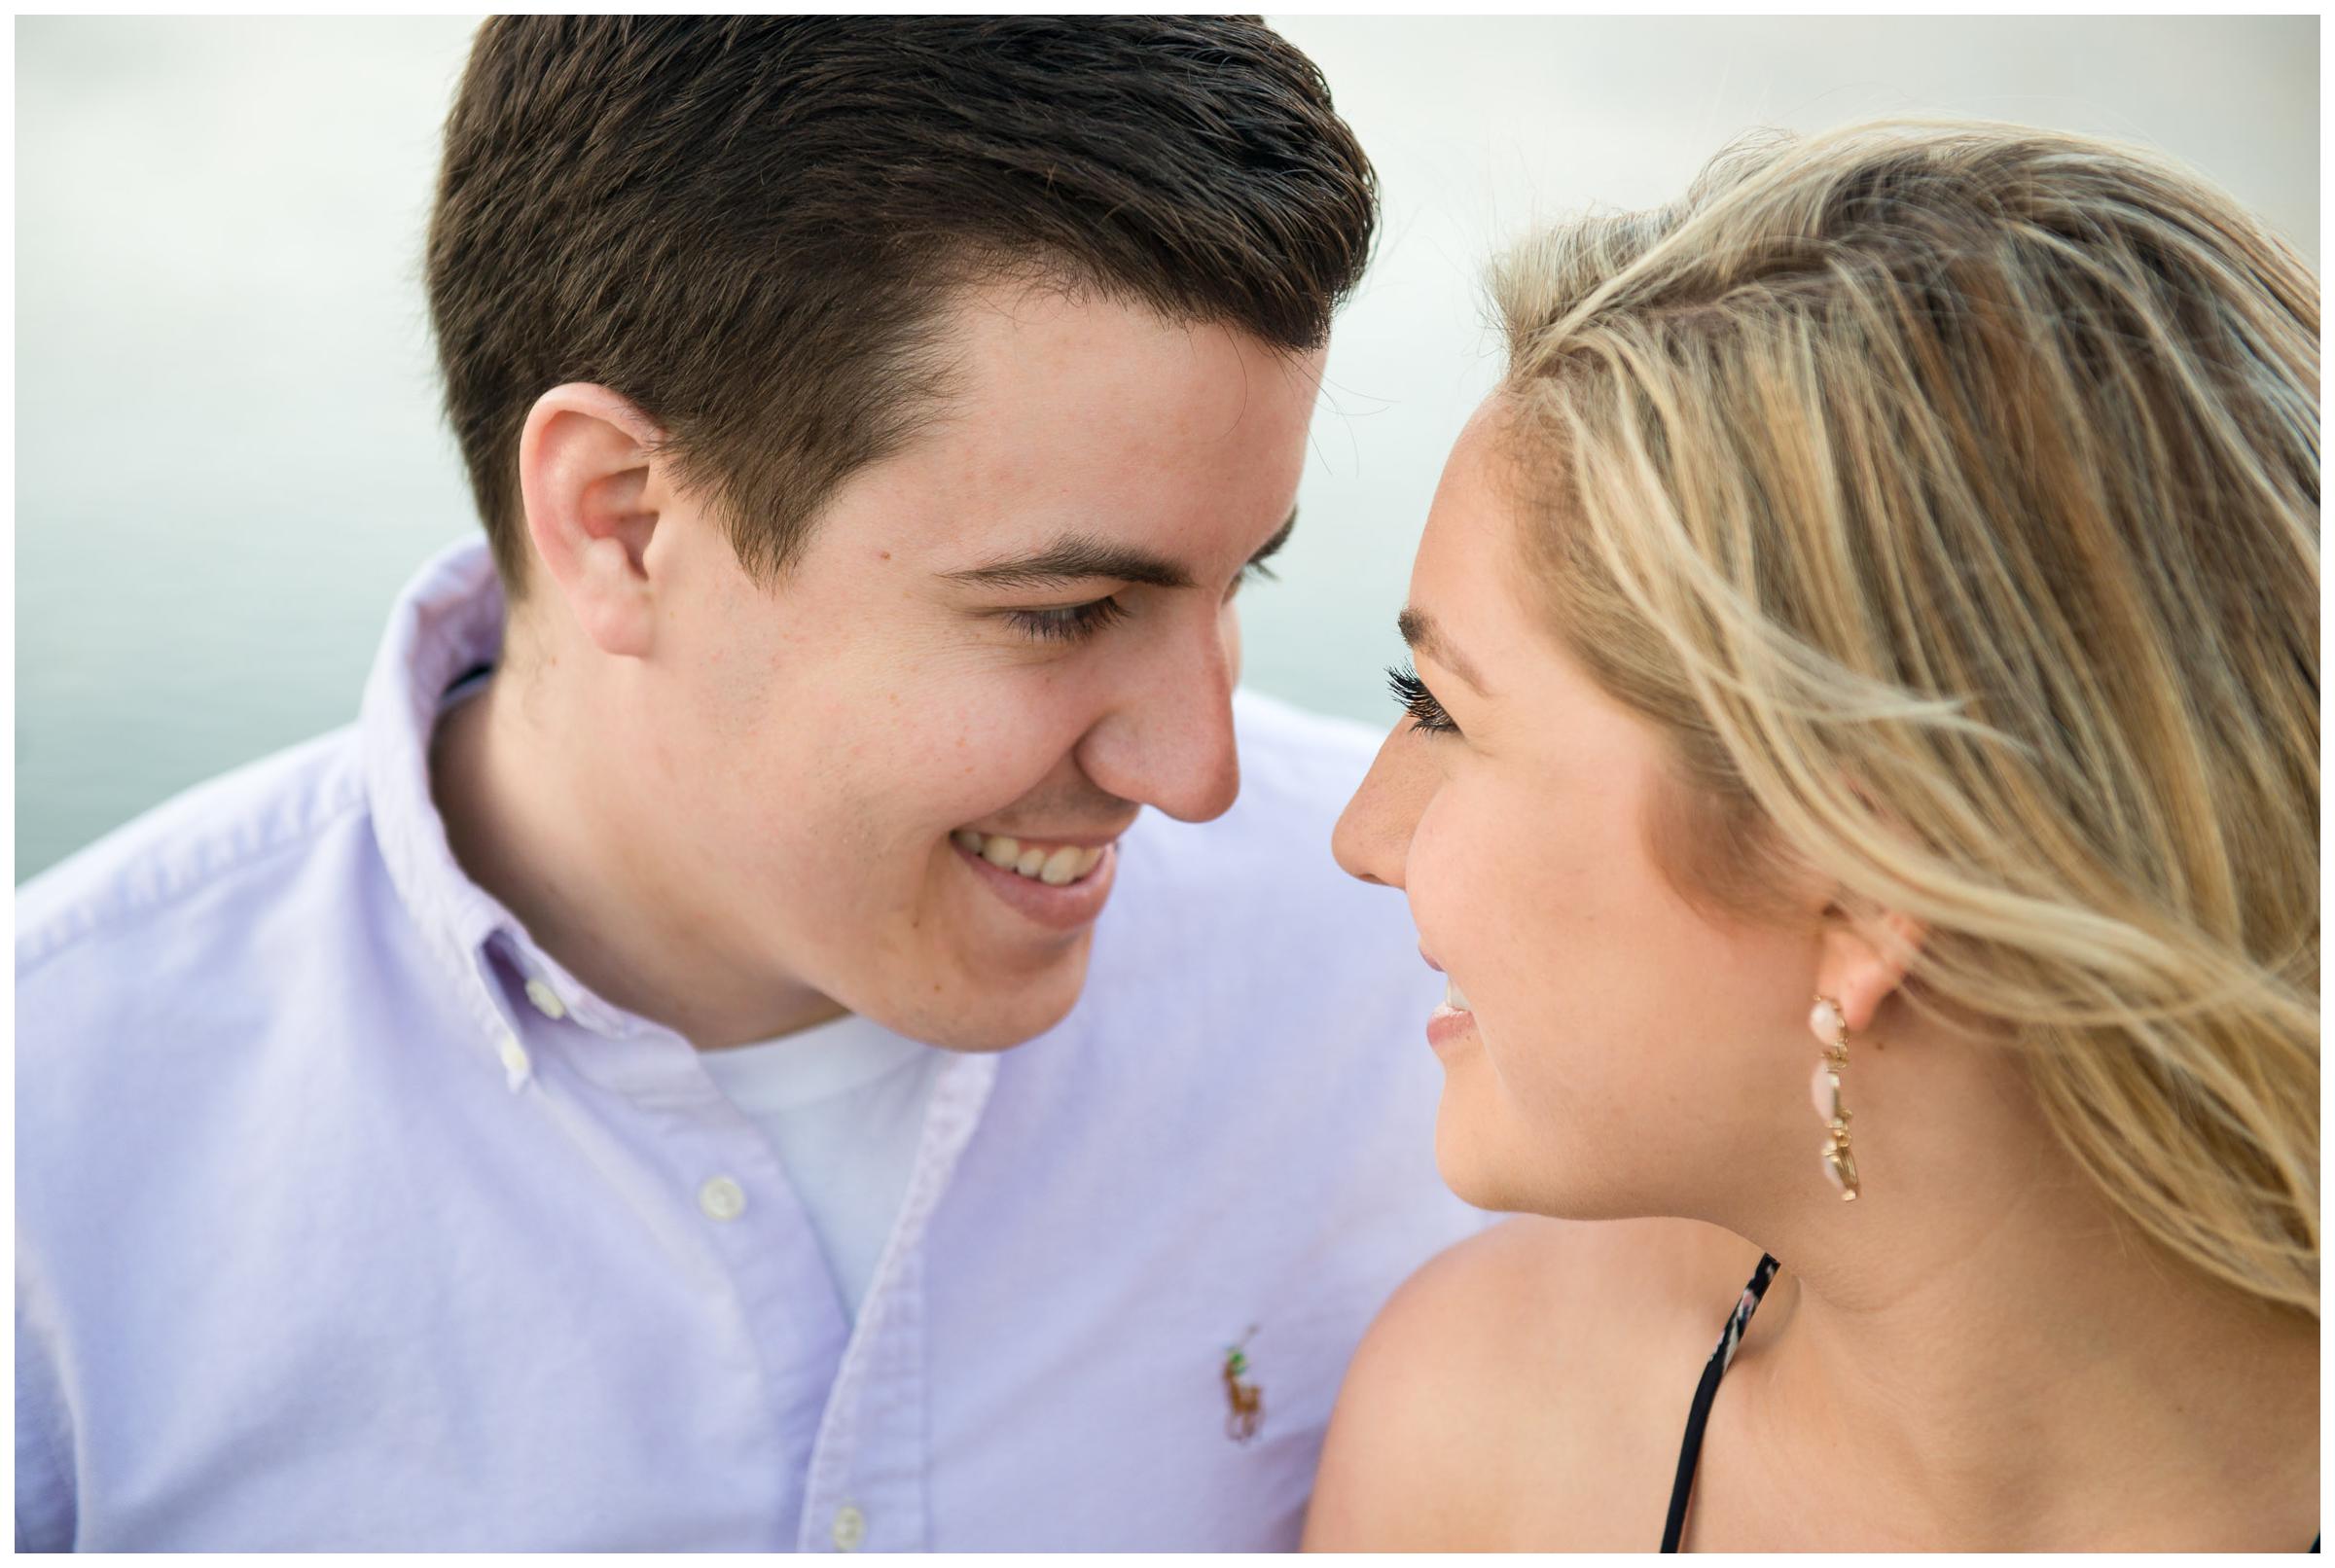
[{"x1": 17, "y1": 16, "x2": 2318, "y2": 878}]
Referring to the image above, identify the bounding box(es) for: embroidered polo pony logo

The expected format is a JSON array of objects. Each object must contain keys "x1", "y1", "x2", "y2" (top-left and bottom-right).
[{"x1": 1221, "y1": 1325, "x2": 1264, "y2": 1443}]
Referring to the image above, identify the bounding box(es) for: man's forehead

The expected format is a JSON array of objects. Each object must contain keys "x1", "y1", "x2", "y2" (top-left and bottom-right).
[
  {"x1": 917, "y1": 278, "x2": 1325, "y2": 447},
  {"x1": 797, "y1": 280, "x2": 1319, "y2": 579}
]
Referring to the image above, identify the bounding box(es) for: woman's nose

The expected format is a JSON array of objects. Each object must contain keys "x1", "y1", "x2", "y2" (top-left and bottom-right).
[{"x1": 1332, "y1": 723, "x2": 1432, "y2": 889}]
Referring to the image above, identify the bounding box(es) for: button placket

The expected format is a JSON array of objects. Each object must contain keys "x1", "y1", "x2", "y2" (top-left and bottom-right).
[{"x1": 796, "y1": 1052, "x2": 999, "y2": 1551}]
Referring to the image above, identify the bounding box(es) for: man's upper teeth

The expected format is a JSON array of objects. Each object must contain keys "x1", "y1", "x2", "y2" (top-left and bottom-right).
[
  {"x1": 952, "y1": 830, "x2": 1105, "y2": 886},
  {"x1": 1445, "y1": 975, "x2": 1472, "y2": 1012}
]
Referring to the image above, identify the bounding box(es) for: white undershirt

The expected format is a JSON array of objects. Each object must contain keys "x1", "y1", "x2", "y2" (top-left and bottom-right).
[{"x1": 698, "y1": 1014, "x2": 943, "y2": 1317}]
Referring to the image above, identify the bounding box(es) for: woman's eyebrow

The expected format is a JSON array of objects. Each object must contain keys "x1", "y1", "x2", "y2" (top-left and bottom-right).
[{"x1": 1397, "y1": 605, "x2": 1491, "y2": 695}]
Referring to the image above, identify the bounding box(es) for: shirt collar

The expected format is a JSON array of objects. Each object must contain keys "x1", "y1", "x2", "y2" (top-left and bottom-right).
[{"x1": 359, "y1": 537, "x2": 666, "y2": 1080}]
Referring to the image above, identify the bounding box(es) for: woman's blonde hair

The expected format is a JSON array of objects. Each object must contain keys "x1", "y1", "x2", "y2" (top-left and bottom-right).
[{"x1": 1492, "y1": 121, "x2": 2319, "y2": 1315}]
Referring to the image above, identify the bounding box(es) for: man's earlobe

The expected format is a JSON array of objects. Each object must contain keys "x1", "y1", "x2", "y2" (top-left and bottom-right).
[{"x1": 518, "y1": 383, "x2": 667, "y2": 659}]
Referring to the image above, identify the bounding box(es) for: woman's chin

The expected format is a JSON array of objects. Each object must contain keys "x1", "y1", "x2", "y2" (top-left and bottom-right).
[
  {"x1": 1432, "y1": 1104, "x2": 1544, "y2": 1215},
  {"x1": 1432, "y1": 1094, "x2": 1648, "y2": 1221}
]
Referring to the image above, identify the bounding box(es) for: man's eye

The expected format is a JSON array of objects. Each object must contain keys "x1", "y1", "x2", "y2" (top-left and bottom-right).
[
  {"x1": 1228, "y1": 558, "x2": 1279, "y2": 597},
  {"x1": 1385, "y1": 663, "x2": 1459, "y2": 736},
  {"x1": 1006, "y1": 596, "x2": 1130, "y2": 643}
]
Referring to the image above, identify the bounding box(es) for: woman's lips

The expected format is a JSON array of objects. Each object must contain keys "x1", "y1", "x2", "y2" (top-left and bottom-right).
[{"x1": 1421, "y1": 956, "x2": 1476, "y2": 1053}]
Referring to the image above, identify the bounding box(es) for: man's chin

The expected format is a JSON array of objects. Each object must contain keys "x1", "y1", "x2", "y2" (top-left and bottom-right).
[{"x1": 861, "y1": 933, "x2": 1095, "y2": 1053}]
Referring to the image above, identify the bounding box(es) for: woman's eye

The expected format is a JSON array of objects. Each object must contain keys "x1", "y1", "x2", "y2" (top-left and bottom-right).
[
  {"x1": 1006, "y1": 595, "x2": 1130, "y2": 644},
  {"x1": 1385, "y1": 663, "x2": 1459, "y2": 736}
]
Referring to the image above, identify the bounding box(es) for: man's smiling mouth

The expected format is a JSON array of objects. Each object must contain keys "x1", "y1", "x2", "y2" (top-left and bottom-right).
[{"x1": 951, "y1": 829, "x2": 1108, "y2": 886}]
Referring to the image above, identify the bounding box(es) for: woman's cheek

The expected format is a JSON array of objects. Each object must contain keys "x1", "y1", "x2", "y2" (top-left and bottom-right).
[
  {"x1": 1401, "y1": 792, "x2": 1469, "y2": 947},
  {"x1": 1407, "y1": 786, "x2": 1522, "y2": 986}
]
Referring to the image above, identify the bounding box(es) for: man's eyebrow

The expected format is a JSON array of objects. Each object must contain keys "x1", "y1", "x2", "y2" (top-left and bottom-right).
[
  {"x1": 1397, "y1": 606, "x2": 1491, "y2": 695},
  {"x1": 943, "y1": 506, "x2": 1299, "y2": 592},
  {"x1": 943, "y1": 535, "x2": 1193, "y2": 591}
]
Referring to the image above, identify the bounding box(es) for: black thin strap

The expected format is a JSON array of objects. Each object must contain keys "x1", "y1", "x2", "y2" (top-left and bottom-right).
[
  {"x1": 1660, "y1": 1253, "x2": 1779, "y2": 1552},
  {"x1": 1653, "y1": 1261, "x2": 2314, "y2": 1552}
]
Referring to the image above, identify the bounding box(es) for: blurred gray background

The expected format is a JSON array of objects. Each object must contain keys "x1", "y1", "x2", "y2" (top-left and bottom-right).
[{"x1": 16, "y1": 16, "x2": 2320, "y2": 879}]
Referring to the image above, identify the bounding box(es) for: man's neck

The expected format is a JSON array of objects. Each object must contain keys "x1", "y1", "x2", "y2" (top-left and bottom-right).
[{"x1": 428, "y1": 670, "x2": 845, "y2": 1049}]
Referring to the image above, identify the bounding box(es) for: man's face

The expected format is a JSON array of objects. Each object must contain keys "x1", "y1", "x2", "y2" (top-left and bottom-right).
[{"x1": 606, "y1": 283, "x2": 1322, "y2": 1049}]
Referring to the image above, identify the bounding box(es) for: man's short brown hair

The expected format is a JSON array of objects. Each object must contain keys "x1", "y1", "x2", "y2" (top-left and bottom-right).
[{"x1": 426, "y1": 17, "x2": 1378, "y2": 594}]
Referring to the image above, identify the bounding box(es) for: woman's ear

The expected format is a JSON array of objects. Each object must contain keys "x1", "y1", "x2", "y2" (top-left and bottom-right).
[
  {"x1": 517, "y1": 383, "x2": 668, "y2": 659},
  {"x1": 1813, "y1": 906, "x2": 1927, "y2": 1035}
]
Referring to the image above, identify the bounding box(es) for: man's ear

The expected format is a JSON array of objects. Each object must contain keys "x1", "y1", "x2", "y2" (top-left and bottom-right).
[
  {"x1": 517, "y1": 383, "x2": 667, "y2": 659},
  {"x1": 1813, "y1": 905, "x2": 1928, "y2": 1036}
]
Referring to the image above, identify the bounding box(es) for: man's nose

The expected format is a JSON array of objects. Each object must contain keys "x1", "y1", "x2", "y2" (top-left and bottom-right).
[
  {"x1": 1076, "y1": 608, "x2": 1242, "y2": 825},
  {"x1": 1332, "y1": 722, "x2": 1431, "y2": 889}
]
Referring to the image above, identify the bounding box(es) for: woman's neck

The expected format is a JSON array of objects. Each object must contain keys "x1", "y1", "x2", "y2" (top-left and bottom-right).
[{"x1": 1708, "y1": 1028, "x2": 2317, "y2": 1550}]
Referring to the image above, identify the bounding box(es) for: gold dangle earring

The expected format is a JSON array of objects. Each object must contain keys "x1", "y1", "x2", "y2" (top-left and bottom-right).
[{"x1": 1808, "y1": 995, "x2": 1860, "y2": 1200}]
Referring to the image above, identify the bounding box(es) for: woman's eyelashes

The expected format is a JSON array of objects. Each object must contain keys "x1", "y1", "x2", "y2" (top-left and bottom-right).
[
  {"x1": 1386, "y1": 663, "x2": 1459, "y2": 735},
  {"x1": 1004, "y1": 562, "x2": 1276, "y2": 645}
]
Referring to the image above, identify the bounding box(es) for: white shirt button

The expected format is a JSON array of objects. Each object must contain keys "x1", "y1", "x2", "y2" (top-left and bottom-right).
[
  {"x1": 522, "y1": 978, "x2": 567, "y2": 1019},
  {"x1": 497, "y1": 1033, "x2": 529, "y2": 1076},
  {"x1": 831, "y1": 1503, "x2": 866, "y2": 1551},
  {"x1": 698, "y1": 1175, "x2": 747, "y2": 1222}
]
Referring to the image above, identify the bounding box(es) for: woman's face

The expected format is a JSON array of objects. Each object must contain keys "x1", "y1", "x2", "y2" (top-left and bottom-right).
[{"x1": 1333, "y1": 401, "x2": 1823, "y2": 1220}]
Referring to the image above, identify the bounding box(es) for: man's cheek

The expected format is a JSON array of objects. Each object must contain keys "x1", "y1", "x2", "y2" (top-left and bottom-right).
[{"x1": 949, "y1": 695, "x2": 1096, "y2": 795}]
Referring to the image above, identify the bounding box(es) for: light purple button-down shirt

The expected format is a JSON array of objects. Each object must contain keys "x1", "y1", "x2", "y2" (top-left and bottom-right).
[{"x1": 16, "y1": 539, "x2": 1483, "y2": 1551}]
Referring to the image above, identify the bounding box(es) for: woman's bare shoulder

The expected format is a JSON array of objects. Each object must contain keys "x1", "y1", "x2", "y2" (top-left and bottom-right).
[{"x1": 1303, "y1": 1214, "x2": 1767, "y2": 1551}]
